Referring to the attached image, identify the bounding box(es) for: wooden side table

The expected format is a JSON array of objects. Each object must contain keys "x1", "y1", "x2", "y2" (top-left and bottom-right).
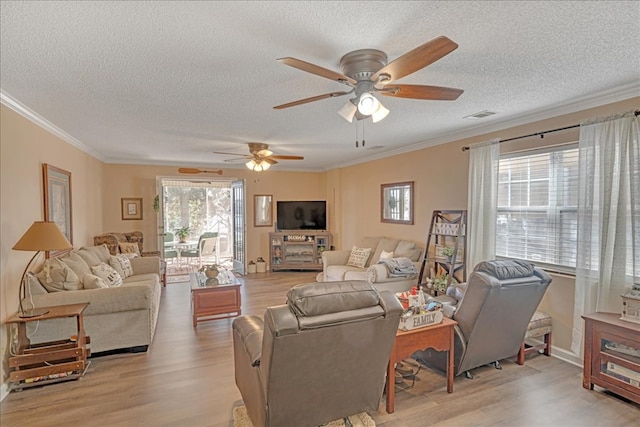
[
  {"x1": 190, "y1": 272, "x2": 242, "y2": 327},
  {"x1": 5, "y1": 303, "x2": 91, "y2": 391},
  {"x1": 386, "y1": 317, "x2": 457, "y2": 413}
]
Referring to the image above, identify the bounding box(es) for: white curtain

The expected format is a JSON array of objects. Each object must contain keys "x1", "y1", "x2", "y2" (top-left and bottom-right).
[
  {"x1": 467, "y1": 139, "x2": 500, "y2": 272},
  {"x1": 571, "y1": 111, "x2": 640, "y2": 355}
]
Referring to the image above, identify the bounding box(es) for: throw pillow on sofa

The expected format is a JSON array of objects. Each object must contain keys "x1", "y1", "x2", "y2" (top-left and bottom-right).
[
  {"x1": 36, "y1": 258, "x2": 82, "y2": 292},
  {"x1": 77, "y1": 247, "x2": 102, "y2": 267},
  {"x1": 119, "y1": 242, "x2": 140, "y2": 256},
  {"x1": 109, "y1": 254, "x2": 133, "y2": 278},
  {"x1": 91, "y1": 262, "x2": 123, "y2": 287},
  {"x1": 60, "y1": 251, "x2": 92, "y2": 278},
  {"x1": 82, "y1": 273, "x2": 109, "y2": 289},
  {"x1": 347, "y1": 246, "x2": 372, "y2": 269}
]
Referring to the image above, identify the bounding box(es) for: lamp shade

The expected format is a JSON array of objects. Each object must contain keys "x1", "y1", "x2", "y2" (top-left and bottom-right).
[
  {"x1": 13, "y1": 221, "x2": 72, "y2": 251},
  {"x1": 337, "y1": 100, "x2": 357, "y2": 123}
]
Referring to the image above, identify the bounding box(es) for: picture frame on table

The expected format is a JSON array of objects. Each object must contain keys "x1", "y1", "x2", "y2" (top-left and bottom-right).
[
  {"x1": 254, "y1": 194, "x2": 273, "y2": 227},
  {"x1": 121, "y1": 197, "x2": 143, "y2": 220},
  {"x1": 43, "y1": 163, "x2": 73, "y2": 253}
]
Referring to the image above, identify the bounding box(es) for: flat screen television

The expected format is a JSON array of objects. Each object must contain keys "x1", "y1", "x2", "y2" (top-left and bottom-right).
[{"x1": 276, "y1": 201, "x2": 327, "y2": 231}]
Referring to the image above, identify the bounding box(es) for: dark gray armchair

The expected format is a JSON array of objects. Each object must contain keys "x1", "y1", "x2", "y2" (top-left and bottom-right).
[
  {"x1": 416, "y1": 259, "x2": 551, "y2": 378},
  {"x1": 232, "y1": 281, "x2": 403, "y2": 427}
]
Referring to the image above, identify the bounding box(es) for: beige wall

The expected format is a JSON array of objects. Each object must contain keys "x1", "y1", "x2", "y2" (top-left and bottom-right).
[
  {"x1": 101, "y1": 164, "x2": 326, "y2": 264},
  {"x1": 331, "y1": 96, "x2": 639, "y2": 364},
  {"x1": 0, "y1": 105, "x2": 104, "y2": 391}
]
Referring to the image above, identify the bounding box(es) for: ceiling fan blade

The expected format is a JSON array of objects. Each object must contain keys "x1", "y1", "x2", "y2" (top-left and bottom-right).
[
  {"x1": 223, "y1": 157, "x2": 251, "y2": 163},
  {"x1": 271, "y1": 155, "x2": 304, "y2": 160},
  {"x1": 379, "y1": 84, "x2": 463, "y2": 100},
  {"x1": 178, "y1": 168, "x2": 223, "y2": 175},
  {"x1": 263, "y1": 158, "x2": 278, "y2": 165},
  {"x1": 371, "y1": 36, "x2": 458, "y2": 84},
  {"x1": 277, "y1": 57, "x2": 357, "y2": 86},
  {"x1": 274, "y1": 91, "x2": 351, "y2": 109},
  {"x1": 213, "y1": 151, "x2": 249, "y2": 157}
]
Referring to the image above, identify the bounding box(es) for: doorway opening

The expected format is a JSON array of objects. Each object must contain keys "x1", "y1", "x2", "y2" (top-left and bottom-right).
[{"x1": 158, "y1": 178, "x2": 245, "y2": 276}]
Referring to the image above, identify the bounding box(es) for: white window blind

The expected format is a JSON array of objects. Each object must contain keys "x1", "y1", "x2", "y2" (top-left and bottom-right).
[{"x1": 496, "y1": 144, "x2": 579, "y2": 272}]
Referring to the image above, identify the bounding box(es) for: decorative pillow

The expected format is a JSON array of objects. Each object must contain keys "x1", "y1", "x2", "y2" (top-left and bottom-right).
[
  {"x1": 82, "y1": 273, "x2": 109, "y2": 289},
  {"x1": 77, "y1": 248, "x2": 101, "y2": 267},
  {"x1": 80, "y1": 244, "x2": 111, "y2": 263},
  {"x1": 36, "y1": 258, "x2": 82, "y2": 292},
  {"x1": 59, "y1": 251, "x2": 92, "y2": 278},
  {"x1": 109, "y1": 254, "x2": 133, "y2": 278},
  {"x1": 395, "y1": 241, "x2": 422, "y2": 261},
  {"x1": 379, "y1": 250, "x2": 394, "y2": 261},
  {"x1": 346, "y1": 246, "x2": 372, "y2": 269},
  {"x1": 121, "y1": 252, "x2": 139, "y2": 259},
  {"x1": 91, "y1": 262, "x2": 123, "y2": 287},
  {"x1": 119, "y1": 242, "x2": 141, "y2": 256}
]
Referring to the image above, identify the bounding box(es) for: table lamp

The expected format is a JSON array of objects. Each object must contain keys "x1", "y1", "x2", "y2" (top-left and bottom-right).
[{"x1": 12, "y1": 221, "x2": 72, "y2": 318}]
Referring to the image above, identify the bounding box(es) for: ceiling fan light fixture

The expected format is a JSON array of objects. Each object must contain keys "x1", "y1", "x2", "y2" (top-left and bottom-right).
[
  {"x1": 246, "y1": 159, "x2": 270, "y2": 172},
  {"x1": 371, "y1": 102, "x2": 390, "y2": 123},
  {"x1": 337, "y1": 100, "x2": 357, "y2": 122},
  {"x1": 357, "y1": 92, "x2": 379, "y2": 116}
]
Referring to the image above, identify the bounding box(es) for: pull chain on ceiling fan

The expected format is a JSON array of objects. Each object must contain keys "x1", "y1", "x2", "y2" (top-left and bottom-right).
[{"x1": 274, "y1": 36, "x2": 464, "y2": 123}]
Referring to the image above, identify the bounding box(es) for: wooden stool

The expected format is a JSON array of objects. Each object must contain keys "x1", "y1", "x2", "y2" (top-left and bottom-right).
[{"x1": 517, "y1": 311, "x2": 552, "y2": 365}]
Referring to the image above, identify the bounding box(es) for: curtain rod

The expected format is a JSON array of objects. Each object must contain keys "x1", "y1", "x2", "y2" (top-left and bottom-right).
[{"x1": 461, "y1": 109, "x2": 640, "y2": 152}]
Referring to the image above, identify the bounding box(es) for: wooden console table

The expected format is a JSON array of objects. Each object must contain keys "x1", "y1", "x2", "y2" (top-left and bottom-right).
[
  {"x1": 386, "y1": 317, "x2": 457, "y2": 413},
  {"x1": 190, "y1": 271, "x2": 242, "y2": 327},
  {"x1": 5, "y1": 303, "x2": 91, "y2": 391},
  {"x1": 582, "y1": 312, "x2": 639, "y2": 404}
]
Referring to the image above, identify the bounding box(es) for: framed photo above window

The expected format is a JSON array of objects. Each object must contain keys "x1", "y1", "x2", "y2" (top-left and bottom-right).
[
  {"x1": 254, "y1": 194, "x2": 273, "y2": 227},
  {"x1": 43, "y1": 163, "x2": 73, "y2": 249},
  {"x1": 121, "y1": 197, "x2": 143, "y2": 220},
  {"x1": 381, "y1": 181, "x2": 414, "y2": 224}
]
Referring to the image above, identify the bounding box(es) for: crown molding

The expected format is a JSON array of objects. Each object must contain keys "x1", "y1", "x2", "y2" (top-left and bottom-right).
[{"x1": 0, "y1": 91, "x2": 105, "y2": 161}]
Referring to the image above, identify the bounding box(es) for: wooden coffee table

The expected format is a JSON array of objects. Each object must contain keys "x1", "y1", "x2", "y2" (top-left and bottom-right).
[
  {"x1": 386, "y1": 317, "x2": 457, "y2": 413},
  {"x1": 190, "y1": 271, "x2": 242, "y2": 327}
]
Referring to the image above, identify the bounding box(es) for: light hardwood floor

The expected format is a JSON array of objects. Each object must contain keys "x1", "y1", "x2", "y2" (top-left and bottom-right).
[{"x1": 1, "y1": 272, "x2": 638, "y2": 426}]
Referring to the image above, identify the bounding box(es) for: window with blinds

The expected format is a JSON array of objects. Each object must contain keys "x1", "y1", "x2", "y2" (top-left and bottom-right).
[{"x1": 496, "y1": 144, "x2": 579, "y2": 272}]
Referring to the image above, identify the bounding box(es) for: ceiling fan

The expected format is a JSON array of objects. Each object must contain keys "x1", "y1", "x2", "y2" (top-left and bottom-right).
[
  {"x1": 213, "y1": 142, "x2": 304, "y2": 171},
  {"x1": 274, "y1": 36, "x2": 464, "y2": 123}
]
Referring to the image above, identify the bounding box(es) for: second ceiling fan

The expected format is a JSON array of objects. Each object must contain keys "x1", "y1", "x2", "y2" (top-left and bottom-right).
[
  {"x1": 214, "y1": 142, "x2": 304, "y2": 171},
  {"x1": 274, "y1": 36, "x2": 464, "y2": 123}
]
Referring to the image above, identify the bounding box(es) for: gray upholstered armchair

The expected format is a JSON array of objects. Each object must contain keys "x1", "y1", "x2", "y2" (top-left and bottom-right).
[
  {"x1": 416, "y1": 259, "x2": 551, "y2": 378},
  {"x1": 232, "y1": 281, "x2": 403, "y2": 427}
]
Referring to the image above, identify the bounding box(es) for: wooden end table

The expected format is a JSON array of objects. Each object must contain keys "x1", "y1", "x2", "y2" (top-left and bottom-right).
[
  {"x1": 386, "y1": 317, "x2": 457, "y2": 413},
  {"x1": 190, "y1": 271, "x2": 242, "y2": 327},
  {"x1": 5, "y1": 303, "x2": 91, "y2": 391}
]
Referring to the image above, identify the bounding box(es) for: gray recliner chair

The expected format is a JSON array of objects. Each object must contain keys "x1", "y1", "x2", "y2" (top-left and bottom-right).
[
  {"x1": 232, "y1": 281, "x2": 403, "y2": 427},
  {"x1": 416, "y1": 259, "x2": 551, "y2": 378}
]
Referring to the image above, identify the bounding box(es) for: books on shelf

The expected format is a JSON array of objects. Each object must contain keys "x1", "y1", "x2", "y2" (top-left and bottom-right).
[{"x1": 605, "y1": 362, "x2": 640, "y2": 388}]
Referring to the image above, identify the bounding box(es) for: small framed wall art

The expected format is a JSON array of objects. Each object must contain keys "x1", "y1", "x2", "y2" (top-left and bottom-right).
[
  {"x1": 121, "y1": 197, "x2": 143, "y2": 220},
  {"x1": 381, "y1": 181, "x2": 414, "y2": 225},
  {"x1": 254, "y1": 194, "x2": 273, "y2": 227},
  {"x1": 43, "y1": 163, "x2": 73, "y2": 248}
]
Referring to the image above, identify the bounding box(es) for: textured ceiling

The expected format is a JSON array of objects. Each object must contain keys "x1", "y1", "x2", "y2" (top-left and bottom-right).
[{"x1": 1, "y1": 1, "x2": 639, "y2": 171}]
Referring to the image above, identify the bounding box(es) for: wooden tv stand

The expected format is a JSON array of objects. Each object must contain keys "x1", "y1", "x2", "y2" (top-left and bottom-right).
[{"x1": 269, "y1": 231, "x2": 331, "y2": 271}]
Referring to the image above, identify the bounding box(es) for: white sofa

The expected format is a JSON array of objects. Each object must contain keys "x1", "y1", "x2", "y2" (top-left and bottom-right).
[
  {"x1": 317, "y1": 236, "x2": 423, "y2": 294},
  {"x1": 24, "y1": 244, "x2": 162, "y2": 354}
]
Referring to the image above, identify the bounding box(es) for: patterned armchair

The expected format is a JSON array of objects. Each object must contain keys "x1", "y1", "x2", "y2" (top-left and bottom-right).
[{"x1": 93, "y1": 231, "x2": 160, "y2": 257}]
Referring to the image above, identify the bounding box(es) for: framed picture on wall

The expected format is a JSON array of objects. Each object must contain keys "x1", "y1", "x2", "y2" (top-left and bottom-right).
[
  {"x1": 121, "y1": 197, "x2": 143, "y2": 220},
  {"x1": 254, "y1": 194, "x2": 273, "y2": 227},
  {"x1": 43, "y1": 163, "x2": 73, "y2": 249},
  {"x1": 381, "y1": 181, "x2": 414, "y2": 225}
]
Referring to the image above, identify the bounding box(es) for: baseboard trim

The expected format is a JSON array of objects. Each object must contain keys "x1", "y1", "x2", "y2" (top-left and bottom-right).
[
  {"x1": 525, "y1": 337, "x2": 582, "y2": 368},
  {"x1": 1, "y1": 381, "x2": 9, "y2": 402}
]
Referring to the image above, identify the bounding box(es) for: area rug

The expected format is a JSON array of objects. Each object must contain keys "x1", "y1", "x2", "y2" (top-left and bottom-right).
[
  {"x1": 232, "y1": 406, "x2": 375, "y2": 427},
  {"x1": 166, "y1": 274, "x2": 190, "y2": 284}
]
